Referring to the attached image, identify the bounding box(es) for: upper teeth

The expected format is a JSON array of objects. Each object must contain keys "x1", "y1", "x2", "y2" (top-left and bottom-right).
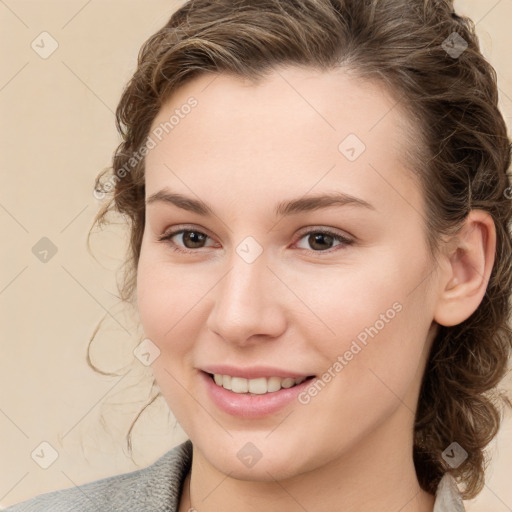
[{"x1": 213, "y1": 374, "x2": 307, "y2": 394}]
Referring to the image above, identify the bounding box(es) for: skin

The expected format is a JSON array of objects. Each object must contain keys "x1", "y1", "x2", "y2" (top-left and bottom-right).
[{"x1": 136, "y1": 65, "x2": 496, "y2": 512}]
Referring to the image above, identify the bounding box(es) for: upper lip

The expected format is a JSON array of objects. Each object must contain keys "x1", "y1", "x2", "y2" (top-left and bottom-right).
[{"x1": 200, "y1": 365, "x2": 313, "y2": 380}]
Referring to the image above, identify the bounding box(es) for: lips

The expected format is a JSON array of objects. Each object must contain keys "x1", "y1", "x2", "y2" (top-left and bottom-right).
[{"x1": 198, "y1": 367, "x2": 316, "y2": 418}]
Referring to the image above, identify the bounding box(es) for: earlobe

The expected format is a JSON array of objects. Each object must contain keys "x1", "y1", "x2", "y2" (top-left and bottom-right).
[{"x1": 433, "y1": 210, "x2": 496, "y2": 327}]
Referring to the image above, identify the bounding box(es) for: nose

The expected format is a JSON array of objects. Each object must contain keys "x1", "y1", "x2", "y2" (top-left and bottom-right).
[{"x1": 206, "y1": 249, "x2": 287, "y2": 346}]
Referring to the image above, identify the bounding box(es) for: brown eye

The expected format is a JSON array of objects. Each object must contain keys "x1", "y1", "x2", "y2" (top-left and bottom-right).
[
  {"x1": 158, "y1": 229, "x2": 213, "y2": 253},
  {"x1": 308, "y1": 232, "x2": 335, "y2": 251},
  {"x1": 295, "y1": 229, "x2": 354, "y2": 253},
  {"x1": 179, "y1": 230, "x2": 208, "y2": 249}
]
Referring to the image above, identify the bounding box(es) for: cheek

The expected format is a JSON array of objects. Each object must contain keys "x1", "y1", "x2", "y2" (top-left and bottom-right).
[
  {"x1": 135, "y1": 255, "x2": 200, "y2": 417},
  {"x1": 307, "y1": 251, "x2": 432, "y2": 392},
  {"x1": 136, "y1": 249, "x2": 191, "y2": 352},
  {"x1": 292, "y1": 259, "x2": 404, "y2": 347},
  {"x1": 136, "y1": 262, "x2": 169, "y2": 341},
  {"x1": 294, "y1": 284, "x2": 429, "y2": 448},
  {"x1": 135, "y1": 249, "x2": 216, "y2": 391}
]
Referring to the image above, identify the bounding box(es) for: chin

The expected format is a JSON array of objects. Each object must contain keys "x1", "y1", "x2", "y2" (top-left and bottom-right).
[{"x1": 190, "y1": 429, "x2": 324, "y2": 482}]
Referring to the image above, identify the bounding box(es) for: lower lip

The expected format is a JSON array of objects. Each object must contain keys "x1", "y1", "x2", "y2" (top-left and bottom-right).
[{"x1": 200, "y1": 371, "x2": 314, "y2": 419}]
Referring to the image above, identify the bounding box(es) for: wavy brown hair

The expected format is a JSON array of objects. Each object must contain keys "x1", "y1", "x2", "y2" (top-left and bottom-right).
[{"x1": 88, "y1": 0, "x2": 512, "y2": 500}]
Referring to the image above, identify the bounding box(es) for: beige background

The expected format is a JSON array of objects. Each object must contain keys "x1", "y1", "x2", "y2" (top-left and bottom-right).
[{"x1": 0, "y1": 0, "x2": 511, "y2": 509}]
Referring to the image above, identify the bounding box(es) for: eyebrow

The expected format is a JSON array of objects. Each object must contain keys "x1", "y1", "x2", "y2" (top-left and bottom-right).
[{"x1": 145, "y1": 188, "x2": 376, "y2": 217}]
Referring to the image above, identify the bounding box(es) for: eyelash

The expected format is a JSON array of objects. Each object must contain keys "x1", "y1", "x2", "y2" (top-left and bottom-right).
[{"x1": 157, "y1": 226, "x2": 354, "y2": 255}]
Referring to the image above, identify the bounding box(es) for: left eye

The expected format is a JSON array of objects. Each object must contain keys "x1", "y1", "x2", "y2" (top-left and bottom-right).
[
  {"x1": 158, "y1": 228, "x2": 354, "y2": 253},
  {"x1": 294, "y1": 230, "x2": 354, "y2": 252}
]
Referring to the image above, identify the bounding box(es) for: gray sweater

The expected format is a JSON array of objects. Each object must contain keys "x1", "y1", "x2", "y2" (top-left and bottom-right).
[{"x1": 4, "y1": 440, "x2": 465, "y2": 511}]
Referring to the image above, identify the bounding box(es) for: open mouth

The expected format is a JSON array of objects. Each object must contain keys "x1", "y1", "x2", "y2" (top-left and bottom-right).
[{"x1": 207, "y1": 372, "x2": 316, "y2": 395}]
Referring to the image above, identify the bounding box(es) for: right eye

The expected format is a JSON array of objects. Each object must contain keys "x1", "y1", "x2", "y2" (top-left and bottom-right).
[{"x1": 157, "y1": 227, "x2": 217, "y2": 253}]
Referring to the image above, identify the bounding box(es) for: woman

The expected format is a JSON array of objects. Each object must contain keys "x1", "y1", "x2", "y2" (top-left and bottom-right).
[{"x1": 6, "y1": 0, "x2": 511, "y2": 511}]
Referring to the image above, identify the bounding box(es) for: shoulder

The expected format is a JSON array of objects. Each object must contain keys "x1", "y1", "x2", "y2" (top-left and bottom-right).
[
  {"x1": 3, "y1": 440, "x2": 192, "y2": 512},
  {"x1": 433, "y1": 473, "x2": 466, "y2": 512}
]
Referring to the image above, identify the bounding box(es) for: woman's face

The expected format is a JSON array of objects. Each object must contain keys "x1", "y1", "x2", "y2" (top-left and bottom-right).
[{"x1": 137, "y1": 66, "x2": 441, "y2": 480}]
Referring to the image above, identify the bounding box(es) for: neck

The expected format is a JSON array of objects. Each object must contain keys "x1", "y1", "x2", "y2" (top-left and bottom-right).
[{"x1": 180, "y1": 404, "x2": 435, "y2": 512}]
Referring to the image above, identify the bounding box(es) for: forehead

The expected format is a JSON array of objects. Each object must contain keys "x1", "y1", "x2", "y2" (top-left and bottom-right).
[{"x1": 145, "y1": 65, "x2": 423, "y2": 220}]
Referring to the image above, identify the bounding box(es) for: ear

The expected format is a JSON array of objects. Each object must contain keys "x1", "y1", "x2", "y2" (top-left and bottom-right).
[{"x1": 433, "y1": 209, "x2": 496, "y2": 327}]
